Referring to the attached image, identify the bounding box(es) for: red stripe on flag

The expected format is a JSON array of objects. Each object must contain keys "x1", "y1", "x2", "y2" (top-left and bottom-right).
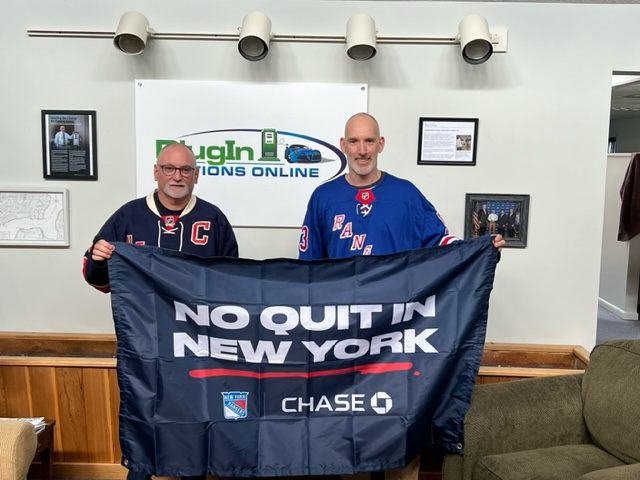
[{"x1": 189, "y1": 361, "x2": 414, "y2": 379}]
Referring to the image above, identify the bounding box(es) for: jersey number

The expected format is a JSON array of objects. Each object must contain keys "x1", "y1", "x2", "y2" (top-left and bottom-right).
[{"x1": 299, "y1": 226, "x2": 309, "y2": 252}]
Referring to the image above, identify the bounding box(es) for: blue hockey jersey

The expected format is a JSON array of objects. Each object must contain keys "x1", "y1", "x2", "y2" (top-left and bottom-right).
[
  {"x1": 83, "y1": 192, "x2": 238, "y2": 292},
  {"x1": 298, "y1": 173, "x2": 456, "y2": 260}
]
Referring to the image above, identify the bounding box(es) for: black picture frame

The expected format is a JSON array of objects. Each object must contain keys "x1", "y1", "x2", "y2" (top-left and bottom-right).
[
  {"x1": 42, "y1": 110, "x2": 97, "y2": 180},
  {"x1": 465, "y1": 193, "x2": 530, "y2": 248},
  {"x1": 417, "y1": 117, "x2": 478, "y2": 166}
]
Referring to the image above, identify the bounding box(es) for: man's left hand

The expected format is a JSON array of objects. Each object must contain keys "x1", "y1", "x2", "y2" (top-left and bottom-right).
[{"x1": 492, "y1": 234, "x2": 506, "y2": 251}]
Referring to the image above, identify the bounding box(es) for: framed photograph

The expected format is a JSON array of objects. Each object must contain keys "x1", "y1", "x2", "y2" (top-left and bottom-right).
[
  {"x1": 417, "y1": 117, "x2": 478, "y2": 166},
  {"x1": 464, "y1": 193, "x2": 530, "y2": 248},
  {"x1": 42, "y1": 110, "x2": 97, "y2": 180},
  {"x1": 0, "y1": 188, "x2": 70, "y2": 247}
]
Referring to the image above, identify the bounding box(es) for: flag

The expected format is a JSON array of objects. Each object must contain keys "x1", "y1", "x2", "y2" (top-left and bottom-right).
[
  {"x1": 108, "y1": 237, "x2": 499, "y2": 477},
  {"x1": 472, "y1": 211, "x2": 480, "y2": 231}
]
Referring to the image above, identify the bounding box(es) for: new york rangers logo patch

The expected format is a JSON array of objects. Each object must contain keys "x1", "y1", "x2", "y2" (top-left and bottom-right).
[
  {"x1": 357, "y1": 204, "x2": 373, "y2": 217},
  {"x1": 222, "y1": 391, "x2": 249, "y2": 419},
  {"x1": 356, "y1": 189, "x2": 375, "y2": 217}
]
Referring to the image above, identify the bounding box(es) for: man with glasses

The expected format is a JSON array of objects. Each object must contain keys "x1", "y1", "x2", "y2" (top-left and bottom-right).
[
  {"x1": 82, "y1": 143, "x2": 237, "y2": 480},
  {"x1": 83, "y1": 142, "x2": 238, "y2": 293}
]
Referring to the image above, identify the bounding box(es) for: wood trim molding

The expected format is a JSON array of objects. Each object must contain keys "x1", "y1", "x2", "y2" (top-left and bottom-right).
[
  {"x1": 483, "y1": 342, "x2": 590, "y2": 355},
  {"x1": 0, "y1": 332, "x2": 116, "y2": 358},
  {"x1": 479, "y1": 366, "x2": 585, "y2": 377},
  {"x1": 0, "y1": 356, "x2": 115, "y2": 367},
  {"x1": 53, "y1": 463, "x2": 127, "y2": 479}
]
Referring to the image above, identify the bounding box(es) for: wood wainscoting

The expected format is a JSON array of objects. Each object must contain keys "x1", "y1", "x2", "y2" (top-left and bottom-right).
[
  {"x1": 0, "y1": 333, "x2": 124, "y2": 479},
  {"x1": 0, "y1": 333, "x2": 589, "y2": 479}
]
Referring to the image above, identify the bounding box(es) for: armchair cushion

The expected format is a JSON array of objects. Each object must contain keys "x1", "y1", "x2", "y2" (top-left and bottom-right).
[
  {"x1": 0, "y1": 419, "x2": 38, "y2": 480},
  {"x1": 580, "y1": 463, "x2": 640, "y2": 479},
  {"x1": 473, "y1": 444, "x2": 624, "y2": 480}
]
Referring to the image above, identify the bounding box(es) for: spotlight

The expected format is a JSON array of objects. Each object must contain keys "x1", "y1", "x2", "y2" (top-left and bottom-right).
[
  {"x1": 346, "y1": 14, "x2": 377, "y2": 61},
  {"x1": 114, "y1": 11, "x2": 152, "y2": 55},
  {"x1": 458, "y1": 14, "x2": 493, "y2": 65},
  {"x1": 238, "y1": 12, "x2": 272, "y2": 61}
]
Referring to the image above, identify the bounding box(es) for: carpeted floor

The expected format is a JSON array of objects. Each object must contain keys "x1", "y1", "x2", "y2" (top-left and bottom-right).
[{"x1": 596, "y1": 305, "x2": 640, "y2": 344}]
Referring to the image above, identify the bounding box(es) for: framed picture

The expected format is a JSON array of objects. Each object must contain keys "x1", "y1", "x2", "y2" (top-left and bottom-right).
[
  {"x1": 0, "y1": 188, "x2": 70, "y2": 247},
  {"x1": 464, "y1": 193, "x2": 530, "y2": 248},
  {"x1": 417, "y1": 117, "x2": 478, "y2": 166},
  {"x1": 42, "y1": 110, "x2": 97, "y2": 180}
]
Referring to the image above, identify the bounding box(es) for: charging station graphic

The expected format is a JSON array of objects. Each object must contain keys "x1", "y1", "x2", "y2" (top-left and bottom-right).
[{"x1": 260, "y1": 128, "x2": 278, "y2": 161}]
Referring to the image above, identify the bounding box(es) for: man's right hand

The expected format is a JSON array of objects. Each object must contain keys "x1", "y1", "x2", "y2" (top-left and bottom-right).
[{"x1": 90, "y1": 239, "x2": 115, "y2": 262}]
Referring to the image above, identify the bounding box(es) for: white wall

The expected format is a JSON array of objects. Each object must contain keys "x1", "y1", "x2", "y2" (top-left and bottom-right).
[{"x1": 3, "y1": 0, "x2": 635, "y2": 350}]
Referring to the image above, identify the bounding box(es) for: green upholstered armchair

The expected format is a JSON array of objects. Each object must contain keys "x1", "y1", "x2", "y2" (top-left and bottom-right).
[
  {"x1": 442, "y1": 339, "x2": 640, "y2": 480},
  {"x1": 0, "y1": 419, "x2": 37, "y2": 480}
]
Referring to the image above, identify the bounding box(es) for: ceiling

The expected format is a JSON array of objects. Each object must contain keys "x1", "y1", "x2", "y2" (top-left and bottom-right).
[{"x1": 611, "y1": 75, "x2": 640, "y2": 121}]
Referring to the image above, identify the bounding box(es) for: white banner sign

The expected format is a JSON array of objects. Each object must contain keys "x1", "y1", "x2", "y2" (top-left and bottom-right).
[{"x1": 135, "y1": 81, "x2": 367, "y2": 227}]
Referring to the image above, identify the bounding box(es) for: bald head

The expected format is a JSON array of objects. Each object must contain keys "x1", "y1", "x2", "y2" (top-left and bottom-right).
[
  {"x1": 157, "y1": 142, "x2": 197, "y2": 168},
  {"x1": 344, "y1": 112, "x2": 380, "y2": 138}
]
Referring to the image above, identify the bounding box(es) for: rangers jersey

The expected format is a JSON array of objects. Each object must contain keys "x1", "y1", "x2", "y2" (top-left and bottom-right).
[
  {"x1": 298, "y1": 173, "x2": 456, "y2": 260},
  {"x1": 83, "y1": 191, "x2": 238, "y2": 292}
]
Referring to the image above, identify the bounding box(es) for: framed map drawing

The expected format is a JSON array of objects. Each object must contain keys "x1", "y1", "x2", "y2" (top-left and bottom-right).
[{"x1": 0, "y1": 188, "x2": 70, "y2": 247}]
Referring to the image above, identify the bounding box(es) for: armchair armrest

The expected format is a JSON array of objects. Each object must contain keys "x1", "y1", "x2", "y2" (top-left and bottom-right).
[
  {"x1": 0, "y1": 420, "x2": 38, "y2": 480},
  {"x1": 443, "y1": 374, "x2": 590, "y2": 480}
]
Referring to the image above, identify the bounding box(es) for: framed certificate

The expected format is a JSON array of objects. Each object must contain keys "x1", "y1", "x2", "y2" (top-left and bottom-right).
[
  {"x1": 42, "y1": 110, "x2": 97, "y2": 180},
  {"x1": 417, "y1": 117, "x2": 478, "y2": 166}
]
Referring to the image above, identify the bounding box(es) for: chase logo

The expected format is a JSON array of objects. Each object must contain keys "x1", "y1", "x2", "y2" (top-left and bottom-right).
[
  {"x1": 222, "y1": 391, "x2": 249, "y2": 419},
  {"x1": 280, "y1": 392, "x2": 394, "y2": 414},
  {"x1": 155, "y1": 128, "x2": 347, "y2": 181},
  {"x1": 370, "y1": 392, "x2": 392, "y2": 415}
]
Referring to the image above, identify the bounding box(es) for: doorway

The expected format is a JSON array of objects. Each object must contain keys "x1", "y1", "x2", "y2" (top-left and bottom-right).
[{"x1": 597, "y1": 72, "x2": 640, "y2": 343}]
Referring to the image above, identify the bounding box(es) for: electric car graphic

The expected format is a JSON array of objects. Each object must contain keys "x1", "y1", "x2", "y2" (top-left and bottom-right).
[{"x1": 284, "y1": 144, "x2": 322, "y2": 163}]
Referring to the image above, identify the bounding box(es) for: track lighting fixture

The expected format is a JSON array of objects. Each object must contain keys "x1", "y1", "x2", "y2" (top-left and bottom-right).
[
  {"x1": 113, "y1": 11, "x2": 152, "y2": 55},
  {"x1": 238, "y1": 11, "x2": 272, "y2": 61},
  {"x1": 346, "y1": 14, "x2": 377, "y2": 61},
  {"x1": 28, "y1": 12, "x2": 507, "y2": 64},
  {"x1": 457, "y1": 14, "x2": 494, "y2": 65}
]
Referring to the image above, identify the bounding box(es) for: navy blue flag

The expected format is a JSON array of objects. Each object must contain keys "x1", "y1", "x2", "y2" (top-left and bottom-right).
[{"x1": 108, "y1": 236, "x2": 498, "y2": 477}]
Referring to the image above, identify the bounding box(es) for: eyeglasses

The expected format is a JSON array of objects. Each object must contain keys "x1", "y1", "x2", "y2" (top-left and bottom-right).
[{"x1": 157, "y1": 164, "x2": 196, "y2": 176}]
